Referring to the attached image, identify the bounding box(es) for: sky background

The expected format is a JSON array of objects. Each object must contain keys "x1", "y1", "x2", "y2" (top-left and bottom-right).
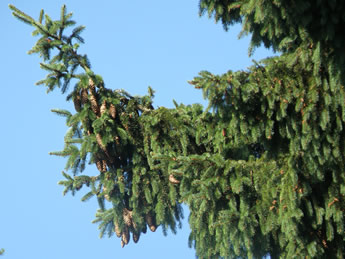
[{"x1": 1, "y1": 1, "x2": 274, "y2": 258}]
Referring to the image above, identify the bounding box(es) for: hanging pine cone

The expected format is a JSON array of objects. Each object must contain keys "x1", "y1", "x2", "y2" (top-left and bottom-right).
[
  {"x1": 145, "y1": 213, "x2": 153, "y2": 226},
  {"x1": 132, "y1": 219, "x2": 137, "y2": 230},
  {"x1": 81, "y1": 89, "x2": 88, "y2": 104},
  {"x1": 145, "y1": 213, "x2": 157, "y2": 232},
  {"x1": 121, "y1": 226, "x2": 130, "y2": 245},
  {"x1": 123, "y1": 208, "x2": 133, "y2": 227},
  {"x1": 133, "y1": 232, "x2": 140, "y2": 243},
  {"x1": 169, "y1": 174, "x2": 180, "y2": 184},
  {"x1": 73, "y1": 93, "x2": 82, "y2": 112},
  {"x1": 100, "y1": 100, "x2": 107, "y2": 115},
  {"x1": 142, "y1": 223, "x2": 147, "y2": 234},
  {"x1": 149, "y1": 224, "x2": 156, "y2": 232},
  {"x1": 95, "y1": 159, "x2": 101, "y2": 172},
  {"x1": 89, "y1": 92, "x2": 99, "y2": 115},
  {"x1": 88, "y1": 78, "x2": 100, "y2": 115},
  {"x1": 114, "y1": 223, "x2": 122, "y2": 237},
  {"x1": 88, "y1": 78, "x2": 96, "y2": 92},
  {"x1": 121, "y1": 239, "x2": 125, "y2": 248},
  {"x1": 96, "y1": 133, "x2": 107, "y2": 152},
  {"x1": 109, "y1": 103, "x2": 116, "y2": 119},
  {"x1": 96, "y1": 159, "x2": 107, "y2": 173},
  {"x1": 101, "y1": 160, "x2": 107, "y2": 172}
]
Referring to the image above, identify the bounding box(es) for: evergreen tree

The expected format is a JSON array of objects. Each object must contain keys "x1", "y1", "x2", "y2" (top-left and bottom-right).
[{"x1": 9, "y1": 1, "x2": 345, "y2": 258}]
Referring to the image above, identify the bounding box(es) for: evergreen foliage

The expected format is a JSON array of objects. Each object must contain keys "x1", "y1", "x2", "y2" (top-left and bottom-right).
[{"x1": 10, "y1": 2, "x2": 345, "y2": 258}]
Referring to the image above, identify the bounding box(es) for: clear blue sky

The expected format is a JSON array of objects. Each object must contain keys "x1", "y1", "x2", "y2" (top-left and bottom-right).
[{"x1": 1, "y1": 1, "x2": 274, "y2": 258}]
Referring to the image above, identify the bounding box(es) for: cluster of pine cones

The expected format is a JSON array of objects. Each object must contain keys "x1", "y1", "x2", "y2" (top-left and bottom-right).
[
  {"x1": 114, "y1": 208, "x2": 157, "y2": 247},
  {"x1": 73, "y1": 78, "x2": 180, "y2": 247},
  {"x1": 73, "y1": 79, "x2": 116, "y2": 118}
]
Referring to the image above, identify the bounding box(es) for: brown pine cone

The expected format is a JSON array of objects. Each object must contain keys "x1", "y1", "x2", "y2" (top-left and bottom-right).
[
  {"x1": 169, "y1": 174, "x2": 180, "y2": 184},
  {"x1": 145, "y1": 213, "x2": 153, "y2": 226},
  {"x1": 81, "y1": 89, "x2": 88, "y2": 104},
  {"x1": 149, "y1": 224, "x2": 157, "y2": 232},
  {"x1": 96, "y1": 159, "x2": 107, "y2": 173},
  {"x1": 123, "y1": 208, "x2": 133, "y2": 227},
  {"x1": 101, "y1": 160, "x2": 107, "y2": 172},
  {"x1": 100, "y1": 100, "x2": 107, "y2": 115},
  {"x1": 73, "y1": 93, "x2": 82, "y2": 112},
  {"x1": 96, "y1": 134, "x2": 107, "y2": 152},
  {"x1": 114, "y1": 223, "x2": 122, "y2": 237},
  {"x1": 89, "y1": 92, "x2": 99, "y2": 115},
  {"x1": 145, "y1": 213, "x2": 157, "y2": 232},
  {"x1": 121, "y1": 226, "x2": 130, "y2": 245},
  {"x1": 142, "y1": 224, "x2": 147, "y2": 234},
  {"x1": 133, "y1": 232, "x2": 140, "y2": 243},
  {"x1": 88, "y1": 78, "x2": 96, "y2": 92},
  {"x1": 109, "y1": 103, "x2": 116, "y2": 119},
  {"x1": 96, "y1": 160, "x2": 102, "y2": 171}
]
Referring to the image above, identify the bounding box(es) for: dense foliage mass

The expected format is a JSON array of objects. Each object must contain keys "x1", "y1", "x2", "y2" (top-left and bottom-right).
[{"x1": 10, "y1": 1, "x2": 345, "y2": 258}]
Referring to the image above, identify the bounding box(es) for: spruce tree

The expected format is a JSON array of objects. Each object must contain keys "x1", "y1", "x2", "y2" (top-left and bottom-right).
[{"x1": 10, "y1": 1, "x2": 345, "y2": 258}]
